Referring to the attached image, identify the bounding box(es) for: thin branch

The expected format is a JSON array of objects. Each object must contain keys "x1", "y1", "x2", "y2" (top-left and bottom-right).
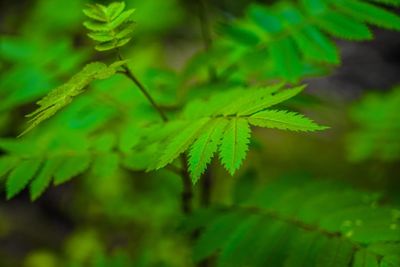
[
  {"x1": 197, "y1": 0, "x2": 215, "y2": 210},
  {"x1": 120, "y1": 66, "x2": 168, "y2": 122},
  {"x1": 117, "y1": 51, "x2": 193, "y2": 215}
]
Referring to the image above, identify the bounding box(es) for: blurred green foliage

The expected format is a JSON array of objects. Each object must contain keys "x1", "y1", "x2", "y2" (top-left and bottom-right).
[{"x1": 0, "y1": 0, "x2": 400, "y2": 267}]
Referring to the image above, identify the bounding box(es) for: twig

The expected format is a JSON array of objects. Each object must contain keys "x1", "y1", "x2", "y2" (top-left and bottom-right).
[{"x1": 117, "y1": 52, "x2": 193, "y2": 215}]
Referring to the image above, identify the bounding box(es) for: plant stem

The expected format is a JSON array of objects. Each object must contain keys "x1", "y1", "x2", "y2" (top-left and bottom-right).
[
  {"x1": 117, "y1": 53, "x2": 193, "y2": 215},
  {"x1": 120, "y1": 66, "x2": 168, "y2": 122},
  {"x1": 197, "y1": 0, "x2": 215, "y2": 209}
]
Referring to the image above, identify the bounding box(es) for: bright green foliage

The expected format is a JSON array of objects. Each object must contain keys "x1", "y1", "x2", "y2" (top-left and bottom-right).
[
  {"x1": 1, "y1": 0, "x2": 400, "y2": 266},
  {"x1": 219, "y1": 0, "x2": 400, "y2": 82},
  {"x1": 6, "y1": 158, "x2": 42, "y2": 199},
  {"x1": 145, "y1": 85, "x2": 327, "y2": 180},
  {"x1": 347, "y1": 86, "x2": 400, "y2": 162},
  {"x1": 0, "y1": 131, "x2": 120, "y2": 200},
  {"x1": 249, "y1": 110, "x2": 326, "y2": 131},
  {"x1": 83, "y1": 2, "x2": 135, "y2": 51},
  {"x1": 219, "y1": 118, "x2": 251, "y2": 175},
  {"x1": 53, "y1": 154, "x2": 92, "y2": 185},
  {"x1": 0, "y1": 37, "x2": 89, "y2": 113},
  {"x1": 189, "y1": 177, "x2": 400, "y2": 266},
  {"x1": 20, "y1": 62, "x2": 119, "y2": 137},
  {"x1": 188, "y1": 119, "x2": 228, "y2": 183},
  {"x1": 30, "y1": 157, "x2": 63, "y2": 200}
]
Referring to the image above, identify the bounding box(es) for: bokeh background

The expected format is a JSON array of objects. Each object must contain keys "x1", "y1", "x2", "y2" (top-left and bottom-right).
[{"x1": 1, "y1": 0, "x2": 400, "y2": 266}]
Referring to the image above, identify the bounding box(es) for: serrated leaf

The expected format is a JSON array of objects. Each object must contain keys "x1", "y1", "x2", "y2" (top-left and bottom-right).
[
  {"x1": 188, "y1": 119, "x2": 228, "y2": 183},
  {"x1": 153, "y1": 119, "x2": 209, "y2": 170},
  {"x1": 20, "y1": 62, "x2": 116, "y2": 136},
  {"x1": 249, "y1": 110, "x2": 328, "y2": 132},
  {"x1": 219, "y1": 118, "x2": 251, "y2": 175},
  {"x1": 334, "y1": 0, "x2": 400, "y2": 30},
  {"x1": 238, "y1": 86, "x2": 304, "y2": 115},
  {"x1": 316, "y1": 10, "x2": 373, "y2": 40},
  {"x1": 30, "y1": 157, "x2": 62, "y2": 201},
  {"x1": 54, "y1": 154, "x2": 91, "y2": 185},
  {"x1": 6, "y1": 158, "x2": 42, "y2": 199}
]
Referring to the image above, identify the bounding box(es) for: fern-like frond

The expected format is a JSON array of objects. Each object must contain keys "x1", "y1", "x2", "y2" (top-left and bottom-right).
[
  {"x1": 188, "y1": 177, "x2": 400, "y2": 266},
  {"x1": 219, "y1": 0, "x2": 400, "y2": 82},
  {"x1": 83, "y1": 2, "x2": 135, "y2": 51},
  {"x1": 249, "y1": 110, "x2": 328, "y2": 132},
  {"x1": 147, "y1": 85, "x2": 327, "y2": 179},
  {"x1": 19, "y1": 62, "x2": 119, "y2": 137},
  {"x1": 0, "y1": 131, "x2": 122, "y2": 200}
]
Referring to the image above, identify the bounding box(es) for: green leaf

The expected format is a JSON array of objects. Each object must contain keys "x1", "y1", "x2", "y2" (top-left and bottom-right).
[
  {"x1": 83, "y1": 4, "x2": 107, "y2": 22},
  {"x1": 54, "y1": 154, "x2": 91, "y2": 185},
  {"x1": 292, "y1": 26, "x2": 339, "y2": 64},
  {"x1": 188, "y1": 119, "x2": 228, "y2": 183},
  {"x1": 219, "y1": 118, "x2": 251, "y2": 175},
  {"x1": 193, "y1": 212, "x2": 244, "y2": 262},
  {"x1": 248, "y1": 4, "x2": 283, "y2": 33},
  {"x1": 6, "y1": 158, "x2": 42, "y2": 199},
  {"x1": 30, "y1": 157, "x2": 62, "y2": 201},
  {"x1": 353, "y1": 249, "x2": 379, "y2": 267},
  {"x1": 284, "y1": 232, "x2": 328, "y2": 267},
  {"x1": 91, "y1": 153, "x2": 119, "y2": 178},
  {"x1": 269, "y1": 38, "x2": 303, "y2": 82},
  {"x1": 0, "y1": 156, "x2": 19, "y2": 179},
  {"x1": 87, "y1": 32, "x2": 114, "y2": 42},
  {"x1": 249, "y1": 110, "x2": 328, "y2": 132},
  {"x1": 334, "y1": 0, "x2": 400, "y2": 30},
  {"x1": 107, "y1": 9, "x2": 135, "y2": 30},
  {"x1": 238, "y1": 86, "x2": 304, "y2": 115},
  {"x1": 316, "y1": 10, "x2": 373, "y2": 40},
  {"x1": 83, "y1": 2, "x2": 135, "y2": 51},
  {"x1": 220, "y1": 23, "x2": 261, "y2": 46},
  {"x1": 153, "y1": 119, "x2": 209, "y2": 170},
  {"x1": 116, "y1": 22, "x2": 136, "y2": 39},
  {"x1": 20, "y1": 62, "x2": 116, "y2": 136},
  {"x1": 315, "y1": 238, "x2": 354, "y2": 267},
  {"x1": 217, "y1": 215, "x2": 261, "y2": 267},
  {"x1": 106, "y1": 2, "x2": 126, "y2": 21}
]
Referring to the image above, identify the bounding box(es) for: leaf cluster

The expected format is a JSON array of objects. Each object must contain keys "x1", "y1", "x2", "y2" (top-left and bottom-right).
[
  {"x1": 188, "y1": 177, "x2": 400, "y2": 266},
  {"x1": 217, "y1": 0, "x2": 400, "y2": 82},
  {"x1": 83, "y1": 2, "x2": 135, "y2": 51},
  {"x1": 136, "y1": 84, "x2": 327, "y2": 182}
]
